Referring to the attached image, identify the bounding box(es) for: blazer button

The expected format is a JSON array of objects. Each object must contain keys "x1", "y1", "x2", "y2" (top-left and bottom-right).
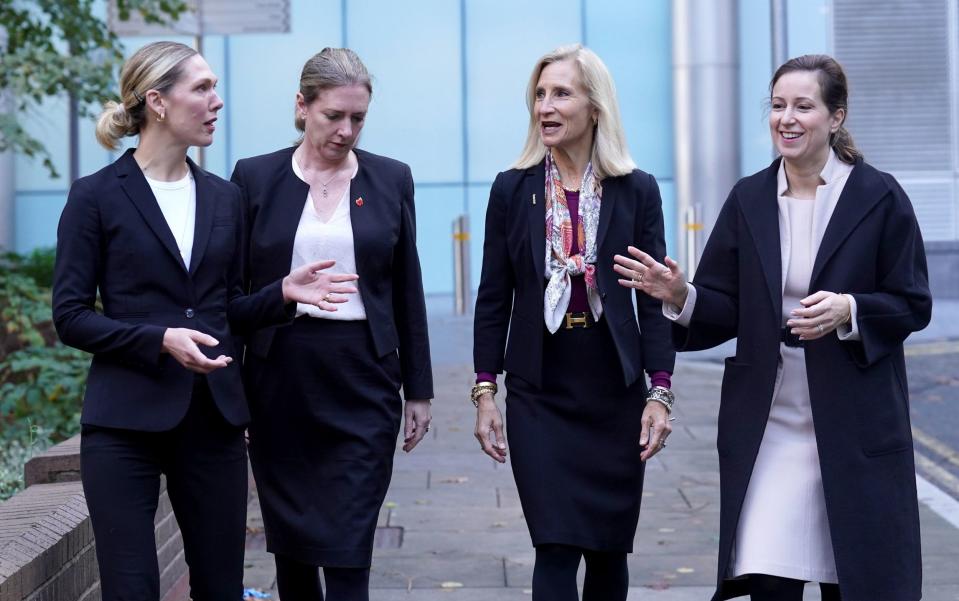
[
  {"x1": 601, "y1": 292, "x2": 607, "y2": 300},
  {"x1": 184, "y1": 308, "x2": 195, "y2": 318}
]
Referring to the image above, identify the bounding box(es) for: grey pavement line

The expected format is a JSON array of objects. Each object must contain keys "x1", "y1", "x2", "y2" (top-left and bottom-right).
[{"x1": 917, "y1": 474, "x2": 959, "y2": 530}]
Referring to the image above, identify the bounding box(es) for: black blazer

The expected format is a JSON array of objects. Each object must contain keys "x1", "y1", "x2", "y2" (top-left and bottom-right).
[
  {"x1": 473, "y1": 160, "x2": 675, "y2": 389},
  {"x1": 230, "y1": 147, "x2": 433, "y2": 400},
  {"x1": 675, "y1": 158, "x2": 930, "y2": 601},
  {"x1": 53, "y1": 149, "x2": 292, "y2": 431}
]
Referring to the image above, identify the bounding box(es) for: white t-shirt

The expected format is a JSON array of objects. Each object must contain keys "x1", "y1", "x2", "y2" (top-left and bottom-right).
[{"x1": 146, "y1": 172, "x2": 196, "y2": 269}]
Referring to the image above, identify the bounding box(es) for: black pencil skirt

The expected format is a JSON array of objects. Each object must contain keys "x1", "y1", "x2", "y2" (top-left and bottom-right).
[
  {"x1": 505, "y1": 317, "x2": 648, "y2": 552},
  {"x1": 245, "y1": 317, "x2": 403, "y2": 567}
]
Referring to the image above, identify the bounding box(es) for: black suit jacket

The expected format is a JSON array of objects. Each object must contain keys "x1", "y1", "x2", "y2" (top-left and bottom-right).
[
  {"x1": 473, "y1": 160, "x2": 676, "y2": 389},
  {"x1": 674, "y1": 158, "x2": 930, "y2": 601},
  {"x1": 230, "y1": 147, "x2": 433, "y2": 400},
  {"x1": 53, "y1": 149, "x2": 291, "y2": 431}
]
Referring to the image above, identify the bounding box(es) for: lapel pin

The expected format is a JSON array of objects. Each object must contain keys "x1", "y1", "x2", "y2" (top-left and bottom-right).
[
  {"x1": 532, "y1": 193, "x2": 536, "y2": 206},
  {"x1": 355, "y1": 197, "x2": 364, "y2": 207}
]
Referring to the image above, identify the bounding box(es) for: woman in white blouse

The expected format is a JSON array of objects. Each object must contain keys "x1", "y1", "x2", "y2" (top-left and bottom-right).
[
  {"x1": 230, "y1": 48, "x2": 433, "y2": 601},
  {"x1": 614, "y1": 55, "x2": 930, "y2": 601}
]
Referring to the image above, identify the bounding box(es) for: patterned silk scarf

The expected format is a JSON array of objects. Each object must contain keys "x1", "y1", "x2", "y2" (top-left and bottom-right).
[{"x1": 543, "y1": 150, "x2": 604, "y2": 333}]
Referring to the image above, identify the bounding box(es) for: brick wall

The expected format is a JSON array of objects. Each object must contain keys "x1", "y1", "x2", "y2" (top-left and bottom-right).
[{"x1": 0, "y1": 436, "x2": 188, "y2": 601}]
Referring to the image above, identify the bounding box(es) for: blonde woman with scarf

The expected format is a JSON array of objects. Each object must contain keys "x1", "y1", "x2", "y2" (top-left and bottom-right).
[{"x1": 471, "y1": 44, "x2": 676, "y2": 601}]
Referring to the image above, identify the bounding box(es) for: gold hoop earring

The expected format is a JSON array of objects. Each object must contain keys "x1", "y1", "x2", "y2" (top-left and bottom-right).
[{"x1": 156, "y1": 111, "x2": 165, "y2": 123}]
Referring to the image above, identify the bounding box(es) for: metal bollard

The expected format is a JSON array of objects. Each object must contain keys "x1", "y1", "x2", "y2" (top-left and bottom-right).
[
  {"x1": 452, "y1": 215, "x2": 471, "y2": 315},
  {"x1": 683, "y1": 205, "x2": 703, "y2": 279}
]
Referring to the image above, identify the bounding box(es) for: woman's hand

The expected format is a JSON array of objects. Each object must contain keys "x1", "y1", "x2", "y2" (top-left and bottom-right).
[
  {"x1": 613, "y1": 246, "x2": 688, "y2": 307},
  {"x1": 474, "y1": 393, "x2": 507, "y2": 463},
  {"x1": 282, "y1": 259, "x2": 359, "y2": 310},
  {"x1": 786, "y1": 291, "x2": 851, "y2": 340},
  {"x1": 639, "y1": 400, "x2": 672, "y2": 462},
  {"x1": 402, "y1": 399, "x2": 432, "y2": 453},
  {"x1": 162, "y1": 328, "x2": 232, "y2": 373}
]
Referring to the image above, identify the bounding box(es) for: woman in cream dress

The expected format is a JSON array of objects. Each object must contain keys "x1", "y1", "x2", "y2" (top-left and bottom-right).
[{"x1": 614, "y1": 55, "x2": 930, "y2": 600}]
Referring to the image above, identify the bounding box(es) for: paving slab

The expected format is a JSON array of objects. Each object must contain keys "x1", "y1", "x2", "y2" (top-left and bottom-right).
[{"x1": 241, "y1": 309, "x2": 959, "y2": 600}]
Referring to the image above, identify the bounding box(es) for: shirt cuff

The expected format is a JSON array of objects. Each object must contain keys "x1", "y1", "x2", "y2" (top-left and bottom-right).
[
  {"x1": 476, "y1": 372, "x2": 497, "y2": 384},
  {"x1": 648, "y1": 371, "x2": 672, "y2": 390},
  {"x1": 662, "y1": 283, "x2": 697, "y2": 328},
  {"x1": 836, "y1": 294, "x2": 861, "y2": 341}
]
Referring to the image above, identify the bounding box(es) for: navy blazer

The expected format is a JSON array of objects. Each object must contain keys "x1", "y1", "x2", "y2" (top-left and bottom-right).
[
  {"x1": 473, "y1": 160, "x2": 676, "y2": 389},
  {"x1": 230, "y1": 147, "x2": 433, "y2": 400},
  {"x1": 53, "y1": 149, "x2": 291, "y2": 431},
  {"x1": 675, "y1": 158, "x2": 931, "y2": 601}
]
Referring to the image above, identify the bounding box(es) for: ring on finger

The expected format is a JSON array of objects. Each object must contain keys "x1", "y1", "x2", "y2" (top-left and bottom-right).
[
  {"x1": 322, "y1": 292, "x2": 332, "y2": 303},
  {"x1": 817, "y1": 324, "x2": 824, "y2": 334}
]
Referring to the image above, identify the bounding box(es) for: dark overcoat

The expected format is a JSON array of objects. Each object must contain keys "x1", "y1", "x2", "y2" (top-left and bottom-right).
[{"x1": 674, "y1": 157, "x2": 931, "y2": 601}]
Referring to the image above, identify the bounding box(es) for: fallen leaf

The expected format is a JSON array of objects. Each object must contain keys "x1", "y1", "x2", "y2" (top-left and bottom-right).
[
  {"x1": 677, "y1": 567, "x2": 695, "y2": 574},
  {"x1": 441, "y1": 581, "x2": 464, "y2": 588}
]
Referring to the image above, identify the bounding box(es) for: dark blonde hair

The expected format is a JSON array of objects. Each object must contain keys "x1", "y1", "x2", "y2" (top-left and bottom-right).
[
  {"x1": 770, "y1": 54, "x2": 862, "y2": 164},
  {"x1": 95, "y1": 41, "x2": 198, "y2": 150},
  {"x1": 295, "y1": 48, "x2": 372, "y2": 132}
]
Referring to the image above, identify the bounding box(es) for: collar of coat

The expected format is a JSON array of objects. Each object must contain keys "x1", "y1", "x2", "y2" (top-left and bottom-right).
[{"x1": 738, "y1": 150, "x2": 891, "y2": 315}]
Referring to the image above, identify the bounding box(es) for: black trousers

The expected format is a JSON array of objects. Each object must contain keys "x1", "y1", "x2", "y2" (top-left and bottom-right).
[{"x1": 81, "y1": 377, "x2": 248, "y2": 601}]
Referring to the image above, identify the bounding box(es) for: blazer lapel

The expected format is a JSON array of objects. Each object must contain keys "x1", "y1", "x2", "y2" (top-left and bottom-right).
[
  {"x1": 810, "y1": 159, "x2": 883, "y2": 286},
  {"x1": 525, "y1": 162, "x2": 546, "y2": 280},
  {"x1": 187, "y1": 157, "x2": 214, "y2": 275},
  {"x1": 115, "y1": 149, "x2": 187, "y2": 271},
  {"x1": 348, "y1": 158, "x2": 374, "y2": 279},
  {"x1": 740, "y1": 159, "x2": 783, "y2": 317},
  {"x1": 596, "y1": 175, "x2": 617, "y2": 251}
]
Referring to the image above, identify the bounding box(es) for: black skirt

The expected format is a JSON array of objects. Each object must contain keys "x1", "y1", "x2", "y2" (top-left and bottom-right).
[
  {"x1": 505, "y1": 317, "x2": 648, "y2": 552},
  {"x1": 246, "y1": 317, "x2": 402, "y2": 567}
]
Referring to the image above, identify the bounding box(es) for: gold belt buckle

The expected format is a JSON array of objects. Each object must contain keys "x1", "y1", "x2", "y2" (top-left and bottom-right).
[{"x1": 564, "y1": 313, "x2": 590, "y2": 329}]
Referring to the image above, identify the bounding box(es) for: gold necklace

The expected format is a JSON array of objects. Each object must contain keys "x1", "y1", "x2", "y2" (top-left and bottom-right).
[{"x1": 561, "y1": 184, "x2": 580, "y2": 193}]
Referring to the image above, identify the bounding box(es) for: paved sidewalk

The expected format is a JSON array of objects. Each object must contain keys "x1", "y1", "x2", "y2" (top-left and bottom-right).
[{"x1": 242, "y1": 300, "x2": 959, "y2": 600}]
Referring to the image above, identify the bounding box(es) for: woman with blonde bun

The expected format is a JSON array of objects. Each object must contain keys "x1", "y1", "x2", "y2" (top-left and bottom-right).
[{"x1": 53, "y1": 40, "x2": 357, "y2": 601}]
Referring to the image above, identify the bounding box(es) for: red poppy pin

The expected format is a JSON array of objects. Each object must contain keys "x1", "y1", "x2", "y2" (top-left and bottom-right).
[{"x1": 355, "y1": 197, "x2": 364, "y2": 207}]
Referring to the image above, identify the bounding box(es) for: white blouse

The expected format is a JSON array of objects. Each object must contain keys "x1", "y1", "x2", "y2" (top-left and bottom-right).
[{"x1": 290, "y1": 155, "x2": 366, "y2": 320}]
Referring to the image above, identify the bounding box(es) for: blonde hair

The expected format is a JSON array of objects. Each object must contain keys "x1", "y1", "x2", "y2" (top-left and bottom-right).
[
  {"x1": 95, "y1": 41, "x2": 198, "y2": 150},
  {"x1": 513, "y1": 44, "x2": 636, "y2": 179},
  {"x1": 295, "y1": 48, "x2": 372, "y2": 133}
]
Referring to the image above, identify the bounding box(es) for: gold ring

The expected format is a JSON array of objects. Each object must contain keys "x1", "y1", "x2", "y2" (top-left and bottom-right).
[{"x1": 322, "y1": 293, "x2": 332, "y2": 303}]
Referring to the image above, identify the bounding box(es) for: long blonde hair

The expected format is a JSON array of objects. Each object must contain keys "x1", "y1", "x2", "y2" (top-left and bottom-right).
[
  {"x1": 513, "y1": 44, "x2": 636, "y2": 179},
  {"x1": 95, "y1": 41, "x2": 198, "y2": 150}
]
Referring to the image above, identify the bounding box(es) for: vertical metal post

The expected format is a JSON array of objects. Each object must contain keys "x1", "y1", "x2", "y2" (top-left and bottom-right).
[
  {"x1": 672, "y1": 0, "x2": 740, "y2": 276},
  {"x1": 0, "y1": 25, "x2": 14, "y2": 252},
  {"x1": 770, "y1": 0, "x2": 788, "y2": 159},
  {"x1": 770, "y1": 0, "x2": 789, "y2": 72},
  {"x1": 452, "y1": 215, "x2": 470, "y2": 315}
]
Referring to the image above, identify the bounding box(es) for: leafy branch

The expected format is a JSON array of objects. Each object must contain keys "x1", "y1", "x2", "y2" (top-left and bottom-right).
[{"x1": 0, "y1": 0, "x2": 189, "y2": 177}]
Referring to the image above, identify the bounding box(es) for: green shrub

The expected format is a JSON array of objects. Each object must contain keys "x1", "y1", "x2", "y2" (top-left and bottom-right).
[{"x1": 0, "y1": 248, "x2": 88, "y2": 500}]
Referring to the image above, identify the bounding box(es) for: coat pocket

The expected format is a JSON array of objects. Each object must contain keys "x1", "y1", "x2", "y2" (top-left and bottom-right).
[{"x1": 717, "y1": 357, "x2": 752, "y2": 457}]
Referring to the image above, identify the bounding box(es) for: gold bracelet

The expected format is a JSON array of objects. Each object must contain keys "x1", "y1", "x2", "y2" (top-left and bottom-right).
[{"x1": 470, "y1": 382, "x2": 498, "y2": 407}]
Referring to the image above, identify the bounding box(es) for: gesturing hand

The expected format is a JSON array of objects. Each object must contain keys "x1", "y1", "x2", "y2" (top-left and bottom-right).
[
  {"x1": 786, "y1": 291, "x2": 851, "y2": 340},
  {"x1": 162, "y1": 328, "x2": 232, "y2": 373},
  {"x1": 613, "y1": 246, "x2": 688, "y2": 307},
  {"x1": 282, "y1": 259, "x2": 359, "y2": 311}
]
